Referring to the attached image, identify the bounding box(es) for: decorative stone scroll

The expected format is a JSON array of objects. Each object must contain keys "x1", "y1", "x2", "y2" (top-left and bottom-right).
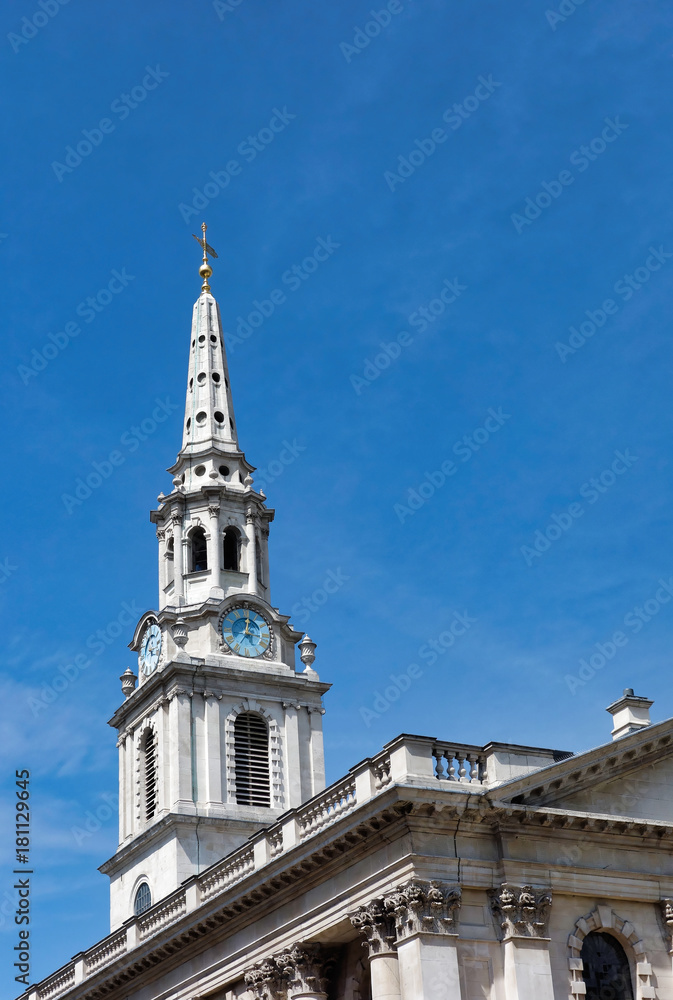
[
  {"x1": 384, "y1": 880, "x2": 461, "y2": 940},
  {"x1": 349, "y1": 897, "x2": 397, "y2": 957},
  {"x1": 489, "y1": 883, "x2": 552, "y2": 939}
]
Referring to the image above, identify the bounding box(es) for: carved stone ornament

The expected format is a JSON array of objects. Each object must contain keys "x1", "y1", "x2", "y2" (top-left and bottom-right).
[
  {"x1": 659, "y1": 898, "x2": 673, "y2": 948},
  {"x1": 156, "y1": 527, "x2": 166, "y2": 540},
  {"x1": 244, "y1": 958, "x2": 284, "y2": 1000},
  {"x1": 489, "y1": 883, "x2": 552, "y2": 939},
  {"x1": 170, "y1": 507, "x2": 182, "y2": 525},
  {"x1": 208, "y1": 504, "x2": 220, "y2": 518},
  {"x1": 349, "y1": 898, "x2": 397, "y2": 957},
  {"x1": 384, "y1": 880, "x2": 461, "y2": 940},
  {"x1": 275, "y1": 943, "x2": 331, "y2": 997}
]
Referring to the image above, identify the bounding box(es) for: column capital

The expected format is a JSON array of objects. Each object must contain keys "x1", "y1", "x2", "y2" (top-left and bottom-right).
[
  {"x1": 489, "y1": 882, "x2": 552, "y2": 940},
  {"x1": 349, "y1": 898, "x2": 397, "y2": 957},
  {"x1": 385, "y1": 880, "x2": 461, "y2": 940},
  {"x1": 243, "y1": 958, "x2": 284, "y2": 1000},
  {"x1": 275, "y1": 942, "x2": 332, "y2": 998}
]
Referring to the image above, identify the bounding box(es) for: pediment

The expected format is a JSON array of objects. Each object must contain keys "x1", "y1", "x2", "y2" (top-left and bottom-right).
[{"x1": 494, "y1": 719, "x2": 673, "y2": 823}]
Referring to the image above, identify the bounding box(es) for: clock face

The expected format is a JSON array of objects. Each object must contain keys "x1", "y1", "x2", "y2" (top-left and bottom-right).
[
  {"x1": 139, "y1": 623, "x2": 162, "y2": 676},
  {"x1": 221, "y1": 607, "x2": 271, "y2": 658}
]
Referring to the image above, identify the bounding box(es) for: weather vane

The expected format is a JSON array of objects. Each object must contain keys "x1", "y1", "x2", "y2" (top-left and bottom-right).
[{"x1": 192, "y1": 222, "x2": 218, "y2": 292}]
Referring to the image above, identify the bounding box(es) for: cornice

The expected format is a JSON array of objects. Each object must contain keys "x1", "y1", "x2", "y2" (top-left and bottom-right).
[{"x1": 493, "y1": 718, "x2": 673, "y2": 807}]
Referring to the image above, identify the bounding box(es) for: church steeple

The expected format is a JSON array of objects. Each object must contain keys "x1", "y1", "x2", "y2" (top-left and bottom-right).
[
  {"x1": 102, "y1": 231, "x2": 329, "y2": 932},
  {"x1": 169, "y1": 224, "x2": 251, "y2": 492}
]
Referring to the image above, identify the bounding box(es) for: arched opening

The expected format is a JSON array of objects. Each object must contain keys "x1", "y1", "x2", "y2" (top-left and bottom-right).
[
  {"x1": 165, "y1": 537, "x2": 174, "y2": 585},
  {"x1": 190, "y1": 527, "x2": 208, "y2": 572},
  {"x1": 223, "y1": 526, "x2": 240, "y2": 571},
  {"x1": 134, "y1": 882, "x2": 152, "y2": 916},
  {"x1": 581, "y1": 932, "x2": 634, "y2": 999},
  {"x1": 141, "y1": 729, "x2": 157, "y2": 821},
  {"x1": 234, "y1": 712, "x2": 270, "y2": 807}
]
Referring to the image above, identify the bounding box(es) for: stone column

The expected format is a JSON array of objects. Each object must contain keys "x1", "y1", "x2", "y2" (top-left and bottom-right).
[
  {"x1": 307, "y1": 706, "x2": 326, "y2": 796},
  {"x1": 156, "y1": 527, "x2": 166, "y2": 594},
  {"x1": 171, "y1": 507, "x2": 184, "y2": 603},
  {"x1": 207, "y1": 502, "x2": 221, "y2": 590},
  {"x1": 283, "y1": 701, "x2": 303, "y2": 808},
  {"x1": 350, "y1": 899, "x2": 401, "y2": 1000},
  {"x1": 276, "y1": 943, "x2": 331, "y2": 999},
  {"x1": 387, "y1": 881, "x2": 462, "y2": 1000},
  {"x1": 245, "y1": 507, "x2": 259, "y2": 596},
  {"x1": 489, "y1": 883, "x2": 554, "y2": 1000},
  {"x1": 204, "y1": 692, "x2": 222, "y2": 806}
]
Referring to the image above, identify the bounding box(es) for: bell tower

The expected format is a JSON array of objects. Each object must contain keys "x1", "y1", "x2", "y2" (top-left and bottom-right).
[{"x1": 100, "y1": 229, "x2": 330, "y2": 931}]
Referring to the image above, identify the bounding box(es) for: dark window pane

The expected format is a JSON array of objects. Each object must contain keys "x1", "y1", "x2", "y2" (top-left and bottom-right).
[{"x1": 581, "y1": 932, "x2": 634, "y2": 1000}]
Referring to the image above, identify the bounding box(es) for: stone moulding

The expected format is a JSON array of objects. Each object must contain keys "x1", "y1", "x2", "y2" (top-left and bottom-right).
[
  {"x1": 567, "y1": 905, "x2": 655, "y2": 999},
  {"x1": 488, "y1": 883, "x2": 552, "y2": 940}
]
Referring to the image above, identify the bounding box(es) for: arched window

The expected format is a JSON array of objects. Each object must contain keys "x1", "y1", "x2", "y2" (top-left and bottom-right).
[
  {"x1": 234, "y1": 712, "x2": 270, "y2": 807},
  {"x1": 166, "y1": 537, "x2": 174, "y2": 585},
  {"x1": 190, "y1": 527, "x2": 208, "y2": 572},
  {"x1": 223, "y1": 526, "x2": 240, "y2": 572},
  {"x1": 141, "y1": 729, "x2": 157, "y2": 821},
  {"x1": 134, "y1": 882, "x2": 151, "y2": 915},
  {"x1": 581, "y1": 932, "x2": 634, "y2": 1000}
]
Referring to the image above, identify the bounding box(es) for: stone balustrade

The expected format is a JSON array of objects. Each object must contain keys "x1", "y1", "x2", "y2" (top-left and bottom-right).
[{"x1": 21, "y1": 733, "x2": 559, "y2": 1000}]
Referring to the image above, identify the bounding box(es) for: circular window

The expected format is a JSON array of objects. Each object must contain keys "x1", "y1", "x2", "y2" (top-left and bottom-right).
[
  {"x1": 196, "y1": 411, "x2": 207, "y2": 424},
  {"x1": 198, "y1": 334, "x2": 206, "y2": 344},
  {"x1": 189, "y1": 377, "x2": 193, "y2": 389},
  {"x1": 191, "y1": 339, "x2": 195, "y2": 348},
  {"x1": 210, "y1": 335, "x2": 217, "y2": 343},
  {"x1": 229, "y1": 418, "x2": 235, "y2": 431},
  {"x1": 224, "y1": 378, "x2": 229, "y2": 388},
  {"x1": 186, "y1": 418, "x2": 191, "y2": 431},
  {"x1": 181, "y1": 473, "x2": 185, "y2": 483},
  {"x1": 197, "y1": 372, "x2": 206, "y2": 384},
  {"x1": 219, "y1": 465, "x2": 229, "y2": 476},
  {"x1": 194, "y1": 465, "x2": 206, "y2": 477},
  {"x1": 212, "y1": 372, "x2": 221, "y2": 383},
  {"x1": 134, "y1": 882, "x2": 151, "y2": 916},
  {"x1": 214, "y1": 411, "x2": 225, "y2": 424}
]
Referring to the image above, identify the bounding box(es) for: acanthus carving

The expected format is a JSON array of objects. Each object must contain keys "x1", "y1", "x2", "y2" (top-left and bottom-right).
[
  {"x1": 349, "y1": 897, "x2": 396, "y2": 957},
  {"x1": 245, "y1": 943, "x2": 332, "y2": 999},
  {"x1": 208, "y1": 504, "x2": 220, "y2": 519},
  {"x1": 384, "y1": 880, "x2": 461, "y2": 939},
  {"x1": 156, "y1": 527, "x2": 166, "y2": 541},
  {"x1": 275, "y1": 943, "x2": 331, "y2": 997},
  {"x1": 489, "y1": 883, "x2": 552, "y2": 939},
  {"x1": 244, "y1": 958, "x2": 283, "y2": 999}
]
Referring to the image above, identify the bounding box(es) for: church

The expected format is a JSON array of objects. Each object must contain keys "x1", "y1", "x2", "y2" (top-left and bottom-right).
[{"x1": 20, "y1": 233, "x2": 673, "y2": 1000}]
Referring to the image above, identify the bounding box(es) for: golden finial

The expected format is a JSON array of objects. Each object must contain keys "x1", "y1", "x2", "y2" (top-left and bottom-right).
[{"x1": 192, "y1": 222, "x2": 219, "y2": 292}]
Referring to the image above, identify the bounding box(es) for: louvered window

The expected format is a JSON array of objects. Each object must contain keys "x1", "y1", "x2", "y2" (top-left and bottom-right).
[
  {"x1": 234, "y1": 712, "x2": 270, "y2": 807},
  {"x1": 142, "y1": 730, "x2": 157, "y2": 820}
]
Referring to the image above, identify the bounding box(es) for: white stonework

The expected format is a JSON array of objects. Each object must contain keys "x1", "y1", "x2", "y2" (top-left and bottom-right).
[{"x1": 20, "y1": 269, "x2": 673, "y2": 1000}]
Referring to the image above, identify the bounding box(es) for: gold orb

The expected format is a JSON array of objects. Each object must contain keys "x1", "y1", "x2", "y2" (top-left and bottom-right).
[{"x1": 199, "y1": 262, "x2": 213, "y2": 280}]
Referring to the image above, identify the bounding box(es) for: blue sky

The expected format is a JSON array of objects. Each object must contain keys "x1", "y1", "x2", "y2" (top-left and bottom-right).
[{"x1": 2, "y1": 0, "x2": 673, "y2": 987}]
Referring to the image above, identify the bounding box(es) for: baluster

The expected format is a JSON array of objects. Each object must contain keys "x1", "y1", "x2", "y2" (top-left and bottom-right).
[
  {"x1": 447, "y1": 754, "x2": 457, "y2": 781},
  {"x1": 457, "y1": 755, "x2": 468, "y2": 782},
  {"x1": 433, "y1": 748, "x2": 446, "y2": 779}
]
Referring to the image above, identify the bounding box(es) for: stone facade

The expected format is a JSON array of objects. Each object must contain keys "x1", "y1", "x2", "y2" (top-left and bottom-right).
[{"x1": 20, "y1": 262, "x2": 673, "y2": 1000}]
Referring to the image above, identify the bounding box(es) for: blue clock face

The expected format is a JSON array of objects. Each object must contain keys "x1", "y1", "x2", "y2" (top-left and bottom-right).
[
  {"x1": 221, "y1": 608, "x2": 271, "y2": 658},
  {"x1": 139, "y1": 623, "x2": 162, "y2": 675}
]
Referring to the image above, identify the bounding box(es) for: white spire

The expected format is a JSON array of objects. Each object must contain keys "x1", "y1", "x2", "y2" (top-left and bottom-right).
[{"x1": 168, "y1": 229, "x2": 253, "y2": 491}]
